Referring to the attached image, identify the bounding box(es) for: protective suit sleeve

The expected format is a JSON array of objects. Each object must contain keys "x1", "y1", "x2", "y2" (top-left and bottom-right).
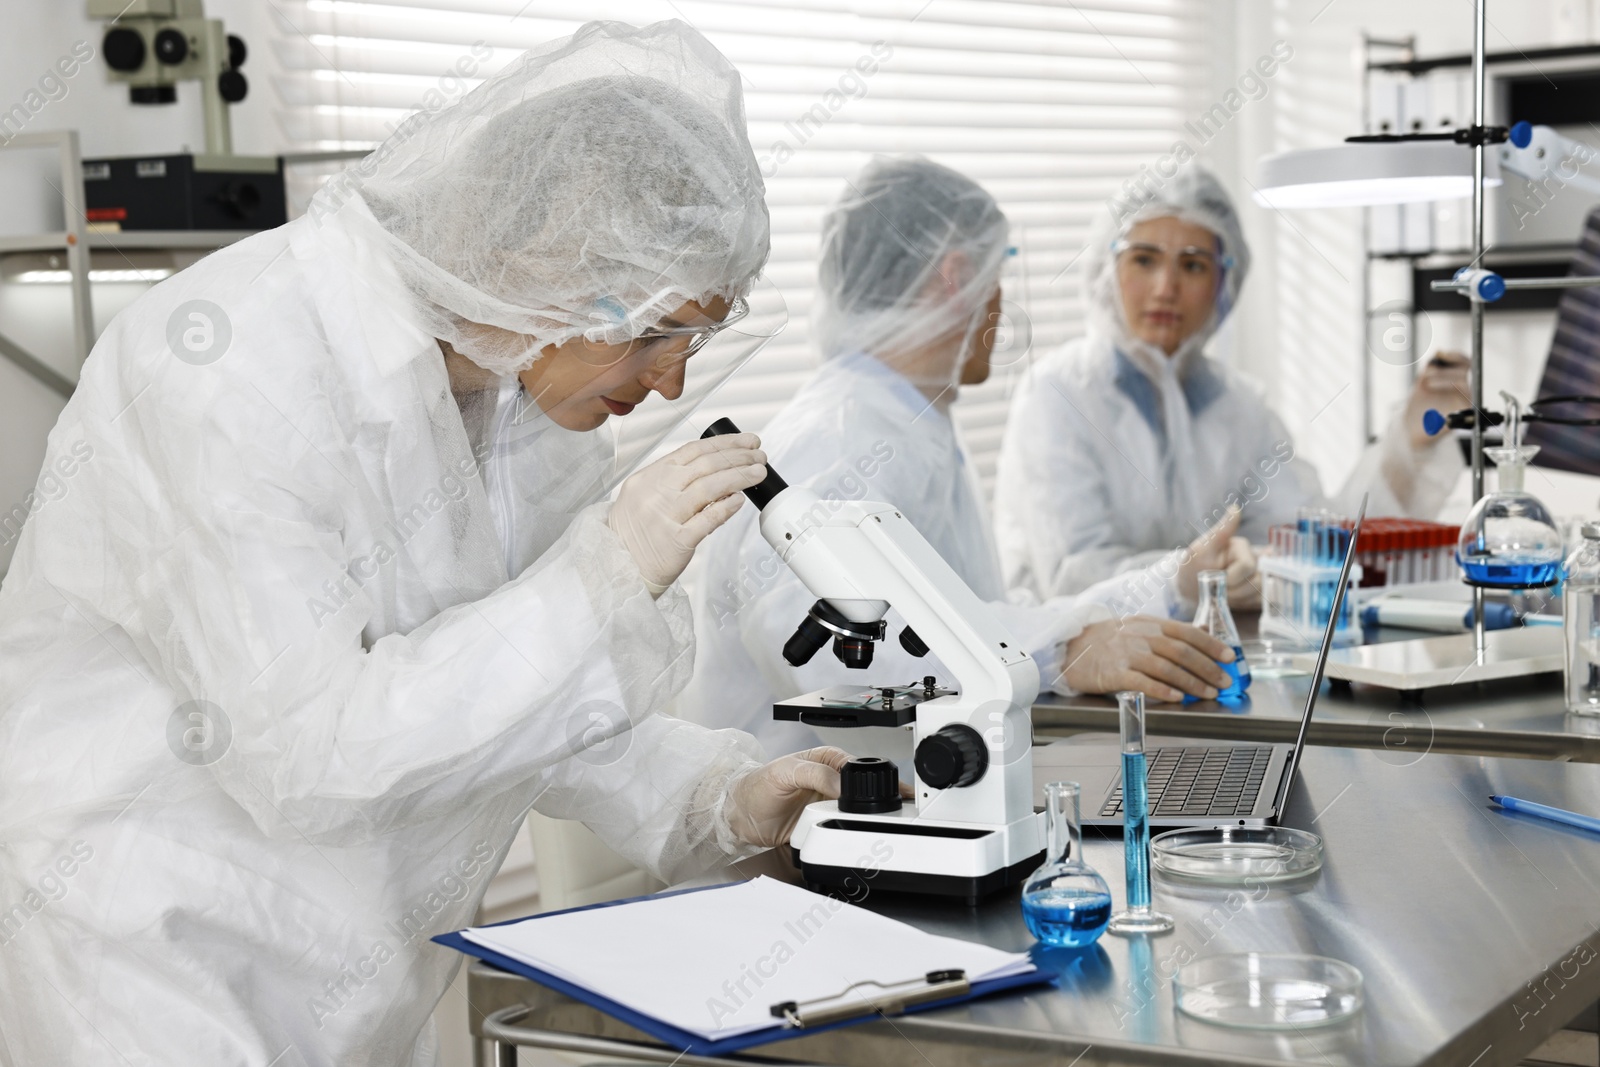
[
  {"x1": 161, "y1": 460, "x2": 747, "y2": 848},
  {"x1": 996, "y1": 367, "x2": 1156, "y2": 597},
  {"x1": 1331, "y1": 405, "x2": 1465, "y2": 520}
]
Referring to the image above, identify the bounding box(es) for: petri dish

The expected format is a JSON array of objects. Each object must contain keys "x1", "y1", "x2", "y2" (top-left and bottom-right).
[
  {"x1": 1151, "y1": 826, "x2": 1322, "y2": 885},
  {"x1": 1175, "y1": 953, "x2": 1363, "y2": 1029}
]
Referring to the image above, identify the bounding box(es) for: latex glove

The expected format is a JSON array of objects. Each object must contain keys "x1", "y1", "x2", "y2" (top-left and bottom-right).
[
  {"x1": 1406, "y1": 351, "x2": 1471, "y2": 451},
  {"x1": 1060, "y1": 616, "x2": 1235, "y2": 703},
  {"x1": 608, "y1": 433, "x2": 767, "y2": 594},
  {"x1": 1177, "y1": 506, "x2": 1241, "y2": 606},
  {"x1": 726, "y1": 747, "x2": 852, "y2": 848},
  {"x1": 1224, "y1": 535, "x2": 1261, "y2": 610}
]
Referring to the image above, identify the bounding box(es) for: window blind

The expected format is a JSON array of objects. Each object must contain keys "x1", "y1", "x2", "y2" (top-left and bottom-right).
[{"x1": 271, "y1": 0, "x2": 1214, "y2": 496}]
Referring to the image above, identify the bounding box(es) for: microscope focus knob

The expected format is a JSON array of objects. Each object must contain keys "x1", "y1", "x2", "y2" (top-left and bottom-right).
[
  {"x1": 915, "y1": 725, "x2": 988, "y2": 790},
  {"x1": 838, "y1": 757, "x2": 902, "y2": 814}
]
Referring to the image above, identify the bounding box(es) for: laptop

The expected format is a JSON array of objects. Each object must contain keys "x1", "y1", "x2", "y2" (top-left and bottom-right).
[{"x1": 1039, "y1": 496, "x2": 1367, "y2": 829}]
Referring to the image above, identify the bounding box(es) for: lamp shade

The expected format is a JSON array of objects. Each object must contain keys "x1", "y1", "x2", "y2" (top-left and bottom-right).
[{"x1": 1254, "y1": 141, "x2": 1501, "y2": 208}]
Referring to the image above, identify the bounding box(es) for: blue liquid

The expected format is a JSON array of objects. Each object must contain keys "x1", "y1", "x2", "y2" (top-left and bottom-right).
[
  {"x1": 1122, "y1": 751, "x2": 1151, "y2": 910},
  {"x1": 1022, "y1": 888, "x2": 1112, "y2": 947},
  {"x1": 1459, "y1": 557, "x2": 1561, "y2": 588},
  {"x1": 1183, "y1": 647, "x2": 1251, "y2": 704}
]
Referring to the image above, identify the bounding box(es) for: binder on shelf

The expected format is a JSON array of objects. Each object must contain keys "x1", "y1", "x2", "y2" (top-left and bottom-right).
[{"x1": 435, "y1": 877, "x2": 1052, "y2": 1057}]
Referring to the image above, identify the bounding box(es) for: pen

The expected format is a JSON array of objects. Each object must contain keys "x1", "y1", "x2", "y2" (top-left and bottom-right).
[{"x1": 1489, "y1": 794, "x2": 1600, "y2": 835}]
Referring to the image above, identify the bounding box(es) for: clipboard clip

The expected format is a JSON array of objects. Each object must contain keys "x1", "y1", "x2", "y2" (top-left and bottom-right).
[{"x1": 769, "y1": 969, "x2": 970, "y2": 1029}]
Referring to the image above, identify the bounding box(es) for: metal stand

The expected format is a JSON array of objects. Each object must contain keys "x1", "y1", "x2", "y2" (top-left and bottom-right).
[{"x1": 1469, "y1": 0, "x2": 1489, "y2": 659}]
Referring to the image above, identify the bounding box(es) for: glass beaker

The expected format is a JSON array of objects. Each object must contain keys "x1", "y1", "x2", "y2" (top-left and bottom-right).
[
  {"x1": 1192, "y1": 570, "x2": 1250, "y2": 700},
  {"x1": 1564, "y1": 522, "x2": 1600, "y2": 716},
  {"x1": 1107, "y1": 691, "x2": 1174, "y2": 936},
  {"x1": 1021, "y1": 782, "x2": 1112, "y2": 947},
  {"x1": 1457, "y1": 396, "x2": 1563, "y2": 589}
]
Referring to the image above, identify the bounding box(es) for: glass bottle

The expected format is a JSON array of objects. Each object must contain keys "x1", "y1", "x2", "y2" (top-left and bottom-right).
[
  {"x1": 1020, "y1": 782, "x2": 1112, "y2": 948},
  {"x1": 1457, "y1": 395, "x2": 1564, "y2": 589},
  {"x1": 1107, "y1": 691, "x2": 1174, "y2": 936},
  {"x1": 1564, "y1": 522, "x2": 1600, "y2": 717},
  {"x1": 1191, "y1": 569, "x2": 1250, "y2": 701}
]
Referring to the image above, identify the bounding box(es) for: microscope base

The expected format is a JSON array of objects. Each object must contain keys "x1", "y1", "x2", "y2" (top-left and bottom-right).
[
  {"x1": 798, "y1": 851, "x2": 1042, "y2": 906},
  {"x1": 789, "y1": 802, "x2": 1045, "y2": 905}
]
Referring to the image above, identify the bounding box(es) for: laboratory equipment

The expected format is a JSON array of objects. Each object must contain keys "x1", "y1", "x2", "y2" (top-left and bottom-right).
[
  {"x1": 1563, "y1": 522, "x2": 1600, "y2": 716},
  {"x1": 701, "y1": 418, "x2": 1045, "y2": 902},
  {"x1": 88, "y1": 0, "x2": 248, "y2": 155},
  {"x1": 1174, "y1": 953, "x2": 1363, "y2": 1029},
  {"x1": 1259, "y1": 511, "x2": 1362, "y2": 646},
  {"x1": 1106, "y1": 691, "x2": 1174, "y2": 936},
  {"x1": 1020, "y1": 782, "x2": 1111, "y2": 948},
  {"x1": 1456, "y1": 395, "x2": 1563, "y2": 589},
  {"x1": 1191, "y1": 570, "x2": 1249, "y2": 699},
  {"x1": 1350, "y1": 518, "x2": 1462, "y2": 586},
  {"x1": 1071, "y1": 498, "x2": 1364, "y2": 830},
  {"x1": 1150, "y1": 825, "x2": 1322, "y2": 885},
  {"x1": 1359, "y1": 598, "x2": 1516, "y2": 634}
]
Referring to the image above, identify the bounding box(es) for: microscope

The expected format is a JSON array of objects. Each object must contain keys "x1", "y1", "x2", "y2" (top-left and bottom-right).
[{"x1": 702, "y1": 420, "x2": 1045, "y2": 903}]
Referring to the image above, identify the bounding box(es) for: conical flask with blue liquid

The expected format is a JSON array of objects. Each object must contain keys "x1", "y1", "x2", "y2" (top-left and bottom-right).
[{"x1": 1192, "y1": 569, "x2": 1250, "y2": 701}]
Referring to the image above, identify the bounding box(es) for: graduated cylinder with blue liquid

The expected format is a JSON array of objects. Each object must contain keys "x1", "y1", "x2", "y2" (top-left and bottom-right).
[
  {"x1": 1020, "y1": 782, "x2": 1112, "y2": 948},
  {"x1": 1186, "y1": 570, "x2": 1250, "y2": 703},
  {"x1": 1107, "y1": 691, "x2": 1173, "y2": 936}
]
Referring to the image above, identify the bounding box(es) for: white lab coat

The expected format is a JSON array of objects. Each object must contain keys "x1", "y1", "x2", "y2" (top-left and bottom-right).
[
  {"x1": 677, "y1": 352, "x2": 1111, "y2": 757},
  {"x1": 0, "y1": 204, "x2": 758, "y2": 1066},
  {"x1": 993, "y1": 336, "x2": 1465, "y2": 606}
]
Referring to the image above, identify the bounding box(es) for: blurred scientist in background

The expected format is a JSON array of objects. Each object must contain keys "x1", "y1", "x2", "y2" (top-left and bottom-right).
[
  {"x1": 678, "y1": 156, "x2": 1238, "y2": 758},
  {"x1": 994, "y1": 164, "x2": 1467, "y2": 609}
]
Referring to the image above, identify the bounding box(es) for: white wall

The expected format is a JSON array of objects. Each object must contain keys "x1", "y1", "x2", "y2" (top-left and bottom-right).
[{"x1": 0, "y1": 0, "x2": 284, "y2": 575}]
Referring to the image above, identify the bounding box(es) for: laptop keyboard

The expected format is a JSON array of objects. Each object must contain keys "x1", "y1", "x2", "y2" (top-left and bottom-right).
[{"x1": 1100, "y1": 746, "x2": 1274, "y2": 819}]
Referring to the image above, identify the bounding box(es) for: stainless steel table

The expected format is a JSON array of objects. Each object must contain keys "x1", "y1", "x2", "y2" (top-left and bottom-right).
[
  {"x1": 1034, "y1": 617, "x2": 1600, "y2": 763},
  {"x1": 467, "y1": 742, "x2": 1600, "y2": 1066}
]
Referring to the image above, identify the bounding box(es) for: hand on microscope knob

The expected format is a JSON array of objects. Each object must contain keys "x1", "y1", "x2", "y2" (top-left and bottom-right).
[
  {"x1": 1060, "y1": 617, "x2": 1236, "y2": 704},
  {"x1": 726, "y1": 747, "x2": 912, "y2": 847}
]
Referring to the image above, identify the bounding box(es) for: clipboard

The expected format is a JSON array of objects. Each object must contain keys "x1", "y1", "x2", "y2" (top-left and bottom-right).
[{"x1": 434, "y1": 882, "x2": 1055, "y2": 1057}]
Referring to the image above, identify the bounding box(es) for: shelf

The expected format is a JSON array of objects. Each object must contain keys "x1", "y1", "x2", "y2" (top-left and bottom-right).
[{"x1": 0, "y1": 230, "x2": 257, "y2": 254}]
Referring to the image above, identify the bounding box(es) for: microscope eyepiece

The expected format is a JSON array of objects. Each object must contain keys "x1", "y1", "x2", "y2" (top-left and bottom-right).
[{"x1": 702, "y1": 418, "x2": 789, "y2": 510}]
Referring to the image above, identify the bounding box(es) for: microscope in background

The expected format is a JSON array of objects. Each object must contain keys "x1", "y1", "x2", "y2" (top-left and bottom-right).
[
  {"x1": 84, "y1": 0, "x2": 284, "y2": 231},
  {"x1": 702, "y1": 420, "x2": 1045, "y2": 904}
]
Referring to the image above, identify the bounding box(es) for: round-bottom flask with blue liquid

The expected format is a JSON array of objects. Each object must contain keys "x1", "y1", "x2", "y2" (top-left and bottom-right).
[
  {"x1": 1021, "y1": 782, "x2": 1111, "y2": 948},
  {"x1": 1456, "y1": 400, "x2": 1563, "y2": 591}
]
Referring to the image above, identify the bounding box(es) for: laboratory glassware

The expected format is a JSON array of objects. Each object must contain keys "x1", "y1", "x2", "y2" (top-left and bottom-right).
[
  {"x1": 1563, "y1": 522, "x2": 1600, "y2": 716},
  {"x1": 1106, "y1": 691, "x2": 1174, "y2": 936},
  {"x1": 1457, "y1": 396, "x2": 1563, "y2": 589},
  {"x1": 1192, "y1": 570, "x2": 1250, "y2": 699},
  {"x1": 1175, "y1": 953, "x2": 1363, "y2": 1029},
  {"x1": 1020, "y1": 782, "x2": 1112, "y2": 948}
]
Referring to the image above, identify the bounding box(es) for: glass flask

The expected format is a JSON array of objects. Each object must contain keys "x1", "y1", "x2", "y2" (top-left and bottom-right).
[
  {"x1": 1564, "y1": 522, "x2": 1600, "y2": 716},
  {"x1": 1191, "y1": 569, "x2": 1251, "y2": 701},
  {"x1": 1107, "y1": 691, "x2": 1174, "y2": 936},
  {"x1": 1020, "y1": 782, "x2": 1112, "y2": 948},
  {"x1": 1457, "y1": 396, "x2": 1563, "y2": 589}
]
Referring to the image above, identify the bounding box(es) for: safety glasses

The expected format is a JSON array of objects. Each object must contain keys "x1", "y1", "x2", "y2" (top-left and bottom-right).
[
  {"x1": 628, "y1": 295, "x2": 752, "y2": 369},
  {"x1": 1111, "y1": 240, "x2": 1225, "y2": 283}
]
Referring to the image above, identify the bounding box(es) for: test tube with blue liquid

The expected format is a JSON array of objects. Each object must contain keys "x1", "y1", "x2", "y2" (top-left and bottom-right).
[{"x1": 1107, "y1": 691, "x2": 1174, "y2": 936}]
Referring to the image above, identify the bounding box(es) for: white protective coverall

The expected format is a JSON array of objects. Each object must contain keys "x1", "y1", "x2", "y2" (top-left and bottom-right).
[
  {"x1": 677, "y1": 158, "x2": 1111, "y2": 757},
  {"x1": 0, "y1": 21, "x2": 779, "y2": 1067},
  {"x1": 993, "y1": 166, "x2": 1464, "y2": 606}
]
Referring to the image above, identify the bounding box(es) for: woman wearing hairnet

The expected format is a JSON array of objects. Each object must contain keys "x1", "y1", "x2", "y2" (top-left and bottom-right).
[
  {"x1": 994, "y1": 164, "x2": 1466, "y2": 607},
  {"x1": 0, "y1": 21, "x2": 852, "y2": 1066},
  {"x1": 677, "y1": 157, "x2": 1239, "y2": 759}
]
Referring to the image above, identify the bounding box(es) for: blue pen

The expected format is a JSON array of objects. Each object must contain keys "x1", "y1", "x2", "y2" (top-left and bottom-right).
[{"x1": 1489, "y1": 795, "x2": 1600, "y2": 835}]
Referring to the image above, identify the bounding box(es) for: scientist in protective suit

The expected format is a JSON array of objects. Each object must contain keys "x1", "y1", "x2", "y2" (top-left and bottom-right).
[
  {"x1": 994, "y1": 165, "x2": 1468, "y2": 610},
  {"x1": 677, "y1": 156, "x2": 1240, "y2": 759},
  {"x1": 0, "y1": 20, "x2": 853, "y2": 1066}
]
